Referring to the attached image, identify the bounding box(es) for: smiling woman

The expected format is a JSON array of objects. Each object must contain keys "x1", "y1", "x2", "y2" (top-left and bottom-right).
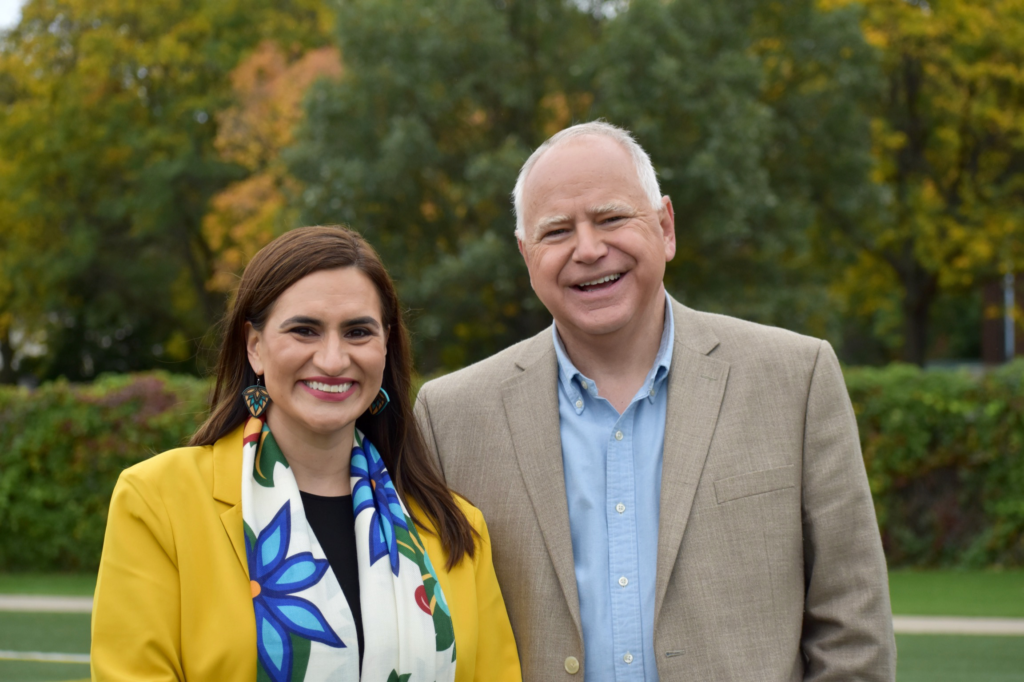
[{"x1": 90, "y1": 226, "x2": 521, "y2": 682}]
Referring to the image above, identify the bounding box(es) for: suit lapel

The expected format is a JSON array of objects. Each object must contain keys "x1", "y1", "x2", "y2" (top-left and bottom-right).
[
  {"x1": 212, "y1": 426, "x2": 250, "y2": 579},
  {"x1": 501, "y1": 333, "x2": 583, "y2": 641},
  {"x1": 654, "y1": 300, "x2": 730, "y2": 628}
]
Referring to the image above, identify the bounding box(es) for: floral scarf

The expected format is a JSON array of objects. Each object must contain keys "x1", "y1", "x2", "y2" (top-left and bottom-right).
[{"x1": 241, "y1": 415, "x2": 457, "y2": 682}]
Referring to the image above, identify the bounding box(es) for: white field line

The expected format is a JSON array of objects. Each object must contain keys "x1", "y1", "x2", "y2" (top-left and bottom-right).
[
  {"x1": 0, "y1": 649, "x2": 89, "y2": 663},
  {"x1": 0, "y1": 594, "x2": 92, "y2": 613},
  {"x1": 893, "y1": 615, "x2": 1024, "y2": 635}
]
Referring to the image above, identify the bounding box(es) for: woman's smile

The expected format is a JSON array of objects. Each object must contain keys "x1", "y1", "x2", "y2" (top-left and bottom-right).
[{"x1": 301, "y1": 377, "x2": 358, "y2": 401}]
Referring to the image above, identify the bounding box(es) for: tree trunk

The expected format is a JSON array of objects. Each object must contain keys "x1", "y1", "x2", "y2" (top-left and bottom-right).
[
  {"x1": 900, "y1": 262, "x2": 938, "y2": 366},
  {"x1": 0, "y1": 328, "x2": 17, "y2": 385}
]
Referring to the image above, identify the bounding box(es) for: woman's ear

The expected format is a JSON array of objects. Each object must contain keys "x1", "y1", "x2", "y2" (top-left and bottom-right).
[{"x1": 245, "y1": 322, "x2": 264, "y2": 376}]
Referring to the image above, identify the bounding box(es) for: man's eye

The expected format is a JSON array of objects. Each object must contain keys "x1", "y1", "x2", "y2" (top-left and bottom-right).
[{"x1": 543, "y1": 228, "x2": 568, "y2": 239}]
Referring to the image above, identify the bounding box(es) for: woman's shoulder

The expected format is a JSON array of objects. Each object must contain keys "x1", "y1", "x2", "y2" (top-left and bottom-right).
[
  {"x1": 116, "y1": 426, "x2": 243, "y2": 502},
  {"x1": 408, "y1": 493, "x2": 485, "y2": 534}
]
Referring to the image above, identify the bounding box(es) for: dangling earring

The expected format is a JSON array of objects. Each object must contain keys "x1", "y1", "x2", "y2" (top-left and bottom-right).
[
  {"x1": 368, "y1": 388, "x2": 390, "y2": 415},
  {"x1": 241, "y1": 375, "x2": 271, "y2": 418}
]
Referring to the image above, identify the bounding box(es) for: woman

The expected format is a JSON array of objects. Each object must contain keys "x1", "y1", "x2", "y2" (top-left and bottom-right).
[{"x1": 91, "y1": 226, "x2": 521, "y2": 682}]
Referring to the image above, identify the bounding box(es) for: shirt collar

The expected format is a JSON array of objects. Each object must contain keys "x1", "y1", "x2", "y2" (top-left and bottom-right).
[{"x1": 552, "y1": 292, "x2": 675, "y2": 408}]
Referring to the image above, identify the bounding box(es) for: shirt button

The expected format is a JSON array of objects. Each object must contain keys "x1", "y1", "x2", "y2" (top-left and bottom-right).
[
  {"x1": 618, "y1": 576, "x2": 628, "y2": 587},
  {"x1": 575, "y1": 399, "x2": 583, "y2": 409},
  {"x1": 580, "y1": 380, "x2": 588, "y2": 390},
  {"x1": 649, "y1": 388, "x2": 656, "y2": 397},
  {"x1": 615, "y1": 430, "x2": 624, "y2": 441},
  {"x1": 624, "y1": 652, "x2": 634, "y2": 664},
  {"x1": 564, "y1": 656, "x2": 580, "y2": 674},
  {"x1": 616, "y1": 503, "x2": 626, "y2": 514}
]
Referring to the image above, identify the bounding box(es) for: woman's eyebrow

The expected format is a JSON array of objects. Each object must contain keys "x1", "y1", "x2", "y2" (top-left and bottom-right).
[
  {"x1": 342, "y1": 316, "x2": 381, "y2": 329},
  {"x1": 279, "y1": 315, "x2": 322, "y2": 329}
]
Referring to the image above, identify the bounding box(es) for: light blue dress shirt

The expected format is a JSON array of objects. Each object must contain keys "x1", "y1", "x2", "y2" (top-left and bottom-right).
[{"x1": 553, "y1": 295, "x2": 674, "y2": 681}]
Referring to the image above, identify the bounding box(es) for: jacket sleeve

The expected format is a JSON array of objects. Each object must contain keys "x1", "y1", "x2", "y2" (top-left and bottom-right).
[
  {"x1": 801, "y1": 341, "x2": 896, "y2": 681},
  {"x1": 91, "y1": 472, "x2": 184, "y2": 681},
  {"x1": 470, "y1": 509, "x2": 523, "y2": 682}
]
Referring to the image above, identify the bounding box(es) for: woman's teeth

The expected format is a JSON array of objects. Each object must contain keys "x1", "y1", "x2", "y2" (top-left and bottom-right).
[
  {"x1": 304, "y1": 381, "x2": 352, "y2": 393},
  {"x1": 578, "y1": 273, "x2": 621, "y2": 289}
]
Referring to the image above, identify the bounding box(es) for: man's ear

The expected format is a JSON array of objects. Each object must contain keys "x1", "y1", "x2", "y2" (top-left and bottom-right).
[
  {"x1": 245, "y1": 322, "x2": 264, "y2": 376},
  {"x1": 660, "y1": 196, "x2": 677, "y2": 262}
]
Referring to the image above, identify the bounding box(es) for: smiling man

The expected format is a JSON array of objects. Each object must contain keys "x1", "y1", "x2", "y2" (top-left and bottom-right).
[{"x1": 414, "y1": 122, "x2": 896, "y2": 681}]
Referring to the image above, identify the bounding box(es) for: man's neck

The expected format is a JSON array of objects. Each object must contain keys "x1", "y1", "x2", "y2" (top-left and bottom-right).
[{"x1": 557, "y1": 293, "x2": 667, "y2": 414}]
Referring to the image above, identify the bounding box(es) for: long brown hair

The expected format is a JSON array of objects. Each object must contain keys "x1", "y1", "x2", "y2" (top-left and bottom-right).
[{"x1": 191, "y1": 226, "x2": 476, "y2": 567}]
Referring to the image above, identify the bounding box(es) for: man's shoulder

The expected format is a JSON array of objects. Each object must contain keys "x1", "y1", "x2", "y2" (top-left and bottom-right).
[
  {"x1": 675, "y1": 301, "x2": 825, "y2": 366},
  {"x1": 418, "y1": 326, "x2": 553, "y2": 403}
]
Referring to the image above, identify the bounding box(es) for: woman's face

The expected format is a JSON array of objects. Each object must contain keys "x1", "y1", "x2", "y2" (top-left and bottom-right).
[{"x1": 245, "y1": 267, "x2": 388, "y2": 441}]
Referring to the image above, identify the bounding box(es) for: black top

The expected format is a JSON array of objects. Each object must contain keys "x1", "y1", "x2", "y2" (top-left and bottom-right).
[{"x1": 299, "y1": 491, "x2": 364, "y2": 667}]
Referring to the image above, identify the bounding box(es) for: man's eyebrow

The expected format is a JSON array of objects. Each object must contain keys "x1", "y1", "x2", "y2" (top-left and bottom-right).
[
  {"x1": 591, "y1": 202, "x2": 637, "y2": 217},
  {"x1": 534, "y1": 214, "x2": 573, "y2": 232}
]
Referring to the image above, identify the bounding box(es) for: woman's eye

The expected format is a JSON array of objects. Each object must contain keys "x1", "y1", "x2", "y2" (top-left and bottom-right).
[
  {"x1": 347, "y1": 328, "x2": 372, "y2": 339},
  {"x1": 290, "y1": 327, "x2": 317, "y2": 337}
]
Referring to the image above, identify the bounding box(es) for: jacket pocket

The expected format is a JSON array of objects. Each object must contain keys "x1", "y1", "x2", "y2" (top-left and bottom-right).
[{"x1": 714, "y1": 465, "x2": 796, "y2": 504}]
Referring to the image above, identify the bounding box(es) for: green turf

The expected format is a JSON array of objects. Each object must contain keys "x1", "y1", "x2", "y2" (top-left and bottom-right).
[
  {"x1": 896, "y1": 634, "x2": 1024, "y2": 682},
  {"x1": 0, "y1": 659, "x2": 89, "y2": 682},
  {"x1": 0, "y1": 613, "x2": 91, "y2": 654},
  {"x1": 0, "y1": 574, "x2": 96, "y2": 597},
  {"x1": 889, "y1": 570, "x2": 1024, "y2": 618}
]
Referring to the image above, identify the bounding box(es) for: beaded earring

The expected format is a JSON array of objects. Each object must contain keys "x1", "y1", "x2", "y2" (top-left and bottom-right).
[
  {"x1": 241, "y1": 376, "x2": 271, "y2": 418},
  {"x1": 368, "y1": 388, "x2": 390, "y2": 415}
]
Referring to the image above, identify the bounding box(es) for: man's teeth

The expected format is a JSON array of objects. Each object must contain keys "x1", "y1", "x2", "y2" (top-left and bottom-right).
[
  {"x1": 305, "y1": 381, "x2": 352, "y2": 394},
  {"x1": 579, "y1": 273, "x2": 621, "y2": 288}
]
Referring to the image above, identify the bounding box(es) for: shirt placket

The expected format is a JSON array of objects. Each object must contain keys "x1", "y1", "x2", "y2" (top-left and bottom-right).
[{"x1": 607, "y1": 407, "x2": 645, "y2": 678}]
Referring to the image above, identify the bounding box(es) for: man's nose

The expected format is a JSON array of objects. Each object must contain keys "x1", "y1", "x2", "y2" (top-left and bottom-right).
[
  {"x1": 573, "y1": 223, "x2": 607, "y2": 263},
  {"x1": 316, "y1": 333, "x2": 351, "y2": 375}
]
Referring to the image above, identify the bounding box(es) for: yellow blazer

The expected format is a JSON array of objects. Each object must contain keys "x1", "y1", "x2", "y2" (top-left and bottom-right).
[{"x1": 91, "y1": 426, "x2": 521, "y2": 681}]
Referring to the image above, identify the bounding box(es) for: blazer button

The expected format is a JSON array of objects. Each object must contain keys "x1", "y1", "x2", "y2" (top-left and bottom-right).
[{"x1": 564, "y1": 656, "x2": 580, "y2": 674}]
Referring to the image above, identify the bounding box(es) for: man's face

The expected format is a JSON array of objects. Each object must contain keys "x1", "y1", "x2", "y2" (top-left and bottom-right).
[{"x1": 518, "y1": 135, "x2": 676, "y2": 341}]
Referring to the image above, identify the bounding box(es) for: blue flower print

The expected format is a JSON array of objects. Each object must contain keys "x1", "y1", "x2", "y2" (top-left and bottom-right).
[
  {"x1": 246, "y1": 501, "x2": 344, "y2": 682},
  {"x1": 351, "y1": 436, "x2": 409, "y2": 575}
]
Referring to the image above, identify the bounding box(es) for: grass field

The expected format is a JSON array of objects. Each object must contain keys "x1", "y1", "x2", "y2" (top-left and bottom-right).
[
  {"x1": 889, "y1": 569, "x2": 1024, "y2": 618},
  {"x1": 1, "y1": 570, "x2": 1023, "y2": 681}
]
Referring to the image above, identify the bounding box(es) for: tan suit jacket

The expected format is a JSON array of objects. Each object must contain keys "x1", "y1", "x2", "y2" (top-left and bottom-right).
[{"x1": 414, "y1": 298, "x2": 896, "y2": 681}]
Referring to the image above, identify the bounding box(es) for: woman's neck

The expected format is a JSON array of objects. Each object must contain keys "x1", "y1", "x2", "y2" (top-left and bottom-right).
[{"x1": 265, "y1": 408, "x2": 355, "y2": 496}]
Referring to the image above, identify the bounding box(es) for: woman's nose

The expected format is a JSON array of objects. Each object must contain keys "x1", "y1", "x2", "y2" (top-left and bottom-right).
[{"x1": 316, "y1": 334, "x2": 351, "y2": 374}]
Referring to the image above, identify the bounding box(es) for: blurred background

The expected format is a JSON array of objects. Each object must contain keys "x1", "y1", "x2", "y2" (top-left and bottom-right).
[{"x1": 0, "y1": 0, "x2": 1022, "y2": 680}]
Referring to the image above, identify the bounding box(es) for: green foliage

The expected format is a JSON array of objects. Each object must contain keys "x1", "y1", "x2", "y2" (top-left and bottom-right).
[
  {"x1": 290, "y1": 0, "x2": 884, "y2": 372},
  {"x1": 0, "y1": 372, "x2": 209, "y2": 570},
  {"x1": 4, "y1": 364, "x2": 1024, "y2": 571},
  {"x1": 846, "y1": 360, "x2": 1024, "y2": 567},
  {"x1": 589, "y1": 0, "x2": 881, "y2": 339},
  {"x1": 0, "y1": 0, "x2": 330, "y2": 381}
]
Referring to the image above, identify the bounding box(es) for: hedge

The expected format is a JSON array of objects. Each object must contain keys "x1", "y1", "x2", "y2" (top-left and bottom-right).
[
  {"x1": 848, "y1": 361, "x2": 1024, "y2": 568},
  {"x1": 1, "y1": 364, "x2": 1022, "y2": 571},
  {"x1": 0, "y1": 373, "x2": 209, "y2": 571}
]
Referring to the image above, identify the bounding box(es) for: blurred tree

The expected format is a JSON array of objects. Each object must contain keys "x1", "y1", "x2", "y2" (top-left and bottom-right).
[
  {"x1": 0, "y1": 0, "x2": 330, "y2": 381},
  {"x1": 289, "y1": 0, "x2": 598, "y2": 370},
  {"x1": 825, "y1": 0, "x2": 1024, "y2": 364},
  {"x1": 291, "y1": 0, "x2": 882, "y2": 371},
  {"x1": 203, "y1": 41, "x2": 342, "y2": 295},
  {"x1": 589, "y1": 0, "x2": 881, "y2": 341}
]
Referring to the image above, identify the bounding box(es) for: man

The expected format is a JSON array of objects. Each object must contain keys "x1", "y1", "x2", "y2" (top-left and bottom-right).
[{"x1": 414, "y1": 122, "x2": 895, "y2": 680}]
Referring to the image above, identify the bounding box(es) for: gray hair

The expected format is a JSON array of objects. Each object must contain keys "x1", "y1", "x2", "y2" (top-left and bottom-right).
[{"x1": 511, "y1": 121, "x2": 662, "y2": 239}]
